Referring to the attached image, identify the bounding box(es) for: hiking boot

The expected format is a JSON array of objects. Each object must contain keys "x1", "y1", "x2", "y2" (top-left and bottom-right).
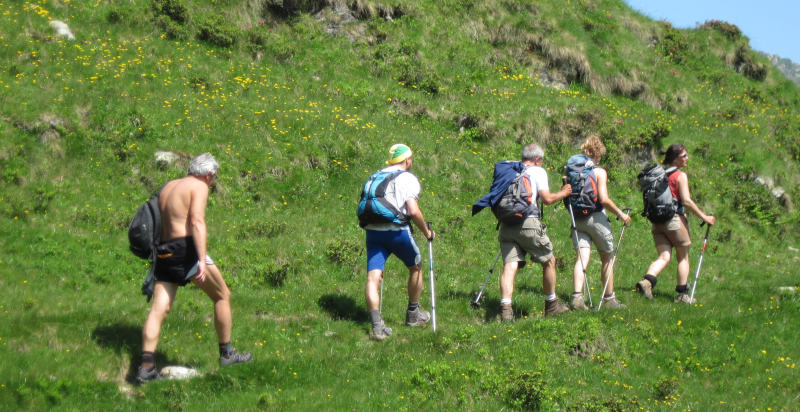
[
  {"x1": 500, "y1": 303, "x2": 514, "y2": 322},
  {"x1": 570, "y1": 293, "x2": 589, "y2": 311},
  {"x1": 601, "y1": 296, "x2": 626, "y2": 309},
  {"x1": 544, "y1": 299, "x2": 569, "y2": 317},
  {"x1": 674, "y1": 293, "x2": 696, "y2": 305},
  {"x1": 370, "y1": 321, "x2": 393, "y2": 341},
  {"x1": 406, "y1": 307, "x2": 431, "y2": 326},
  {"x1": 219, "y1": 350, "x2": 253, "y2": 367},
  {"x1": 136, "y1": 366, "x2": 159, "y2": 384},
  {"x1": 636, "y1": 279, "x2": 654, "y2": 300}
]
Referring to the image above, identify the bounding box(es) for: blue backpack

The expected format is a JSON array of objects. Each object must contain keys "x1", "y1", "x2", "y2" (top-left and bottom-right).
[
  {"x1": 563, "y1": 154, "x2": 602, "y2": 216},
  {"x1": 357, "y1": 170, "x2": 409, "y2": 228}
]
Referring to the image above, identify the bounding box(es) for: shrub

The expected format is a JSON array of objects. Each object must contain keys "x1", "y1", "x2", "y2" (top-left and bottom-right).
[
  {"x1": 657, "y1": 22, "x2": 689, "y2": 64},
  {"x1": 196, "y1": 14, "x2": 238, "y2": 48},
  {"x1": 325, "y1": 239, "x2": 361, "y2": 269},
  {"x1": 504, "y1": 370, "x2": 560, "y2": 410},
  {"x1": 155, "y1": 15, "x2": 192, "y2": 40},
  {"x1": 151, "y1": 0, "x2": 189, "y2": 23},
  {"x1": 702, "y1": 19, "x2": 741, "y2": 40},
  {"x1": 653, "y1": 376, "x2": 678, "y2": 400}
]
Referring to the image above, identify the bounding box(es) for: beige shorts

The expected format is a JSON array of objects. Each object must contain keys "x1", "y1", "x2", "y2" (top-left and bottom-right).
[
  {"x1": 652, "y1": 214, "x2": 691, "y2": 248},
  {"x1": 498, "y1": 216, "x2": 553, "y2": 264},
  {"x1": 573, "y1": 211, "x2": 614, "y2": 254}
]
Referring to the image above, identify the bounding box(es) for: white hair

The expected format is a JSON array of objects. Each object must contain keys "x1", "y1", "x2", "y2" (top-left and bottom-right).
[
  {"x1": 188, "y1": 153, "x2": 219, "y2": 177},
  {"x1": 521, "y1": 143, "x2": 544, "y2": 162}
]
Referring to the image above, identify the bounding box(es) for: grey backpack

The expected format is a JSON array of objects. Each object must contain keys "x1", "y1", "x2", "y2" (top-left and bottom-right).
[{"x1": 638, "y1": 164, "x2": 682, "y2": 223}]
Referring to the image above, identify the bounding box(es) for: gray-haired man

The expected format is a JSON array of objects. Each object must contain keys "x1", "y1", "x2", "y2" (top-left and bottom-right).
[{"x1": 137, "y1": 153, "x2": 251, "y2": 383}]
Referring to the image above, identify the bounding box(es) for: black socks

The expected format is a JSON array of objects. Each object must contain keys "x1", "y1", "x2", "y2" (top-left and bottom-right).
[
  {"x1": 675, "y1": 284, "x2": 689, "y2": 294},
  {"x1": 644, "y1": 274, "x2": 658, "y2": 288},
  {"x1": 407, "y1": 302, "x2": 419, "y2": 312},
  {"x1": 141, "y1": 351, "x2": 155, "y2": 370},
  {"x1": 219, "y1": 342, "x2": 232, "y2": 358}
]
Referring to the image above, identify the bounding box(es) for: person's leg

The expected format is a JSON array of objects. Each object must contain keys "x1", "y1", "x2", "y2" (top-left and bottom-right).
[
  {"x1": 141, "y1": 281, "x2": 178, "y2": 372},
  {"x1": 572, "y1": 247, "x2": 591, "y2": 293},
  {"x1": 599, "y1": 251, "x2": 613, "y2": 294},
  {"x1": 646, "y1": 243, "x2": 672, "y2": 277},
  {"x1": 194, "y1": 264, "x2": 232, "y2": 345},
  {"x1": 406, "y1": 263, "x2": 423, "y2": 303},
  {"x1": 365, "y1": 269, "x2": 383, "y2": 312},
  {"x1": 499, "y1": 261, "x2": 519, "y2": 300},
  {"x1": 542, "y1": 257, "x2": 569, "y2": 316},
  {"x1": 675, "y1": 245, "x2": 690, "y2": 287},
  {"x1": 542, "y1": 256, "x2": 557, "y2": 296}
]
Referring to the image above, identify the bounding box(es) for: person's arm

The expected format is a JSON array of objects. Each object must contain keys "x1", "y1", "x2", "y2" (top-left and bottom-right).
[
  {"x1": 406, "y1": 198, "x2": 435, "y2": 241},
  {"x1": 676, "y1": 172, "x2": 715, "y2": 225},
  {"x1": 189, "y1": 182, "x2": 210, "y2": 282},
  {"x1": 595, "y1": 168, "x2": 630, "y2": 225}
]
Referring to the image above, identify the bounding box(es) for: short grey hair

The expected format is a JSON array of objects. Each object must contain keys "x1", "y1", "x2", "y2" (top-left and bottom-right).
[
  {"x1": 188, "y1": 153, "x2": 219, "y2": 177},
  {"x1": 521, "y1": 143, "x2": 544, "y2": 162}
]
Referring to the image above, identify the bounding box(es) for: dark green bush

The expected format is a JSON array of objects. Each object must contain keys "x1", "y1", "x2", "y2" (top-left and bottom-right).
[
  {"x1": 155, "y1": 15, "x2": 192, "y2": 40},
  {"x1": 197, "y1": 14, "x2": 238, "y2": 47},
  {"x1": 504, "y1": 371, "x2": 559, "y2": 410},
  {"x1": 151, "y1": 0, "x2": 188, "y2": 23}
]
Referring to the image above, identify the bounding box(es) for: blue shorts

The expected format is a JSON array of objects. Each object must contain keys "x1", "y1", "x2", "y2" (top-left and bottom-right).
[{"x1": 366, "y1": 227, "x2": 421, "y2": 271}]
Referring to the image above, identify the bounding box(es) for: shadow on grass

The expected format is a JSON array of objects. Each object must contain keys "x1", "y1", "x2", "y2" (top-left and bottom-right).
[
  {"x1": 92, "y1": 323, "x2": 170, "y2": 385},
  {"x1": 317, "y1": 294, "x2": 369, "y2": 323}
]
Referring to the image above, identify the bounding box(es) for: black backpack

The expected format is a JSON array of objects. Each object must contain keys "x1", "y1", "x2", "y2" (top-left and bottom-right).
[
  {"x1": 492, "y1": 171, "x2": 539, "y2": 225},
  {"x1": 638, "y1": 164, "x2": 682, "y2": 223},
  {"x1": 563, "y1": 154, "x2": 602, "y2": 216},
  {"x1": 128, "y1": 191, "x2": 162, "y2": 260}
]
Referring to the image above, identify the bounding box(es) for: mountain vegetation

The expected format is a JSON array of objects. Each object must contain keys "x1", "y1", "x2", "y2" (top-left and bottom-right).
[{"x1": 1, "y1": 0, "x2": 798, "y2": 409}]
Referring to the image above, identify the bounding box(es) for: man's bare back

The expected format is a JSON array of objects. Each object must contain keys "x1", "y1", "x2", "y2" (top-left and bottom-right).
[
  {"x1": 158, "y1": 175, "x2": 212, "y2": 281},
  {"x1": 159, "y1": 176, "x2": 209, "y2": 241}
]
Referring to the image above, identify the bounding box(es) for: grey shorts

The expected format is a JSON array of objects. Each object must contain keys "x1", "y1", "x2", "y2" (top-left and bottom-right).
[
  {"x1": 498, "y1": 216, "x2": 553, "y2": 264},
  {"x1": 572, "y1": 211, "x2": 614, "y2": 254}
]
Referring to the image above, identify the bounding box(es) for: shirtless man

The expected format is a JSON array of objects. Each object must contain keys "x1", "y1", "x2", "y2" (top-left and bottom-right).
[{"x1": 137, "y1": 153, "x2": 251, "y2": 383}]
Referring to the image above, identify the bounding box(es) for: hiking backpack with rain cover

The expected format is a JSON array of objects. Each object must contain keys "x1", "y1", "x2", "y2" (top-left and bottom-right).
[
  {"x1": 563, "y1": 154, "x2": 602, "y2": 216},
  {"x1": 638, "y1": 164, "x2": 682, "y2": 223},
  {"x1": 492, "y1": 170, "x2": 539, "y2": 225},
  {"x1": 357, "y1": 170, "x2": 409, "y2": 228}
]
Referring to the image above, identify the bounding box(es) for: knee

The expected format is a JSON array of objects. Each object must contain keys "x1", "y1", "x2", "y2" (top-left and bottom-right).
[{"x1": 658, "y1": 251, "x2": 672, "y2": 262}]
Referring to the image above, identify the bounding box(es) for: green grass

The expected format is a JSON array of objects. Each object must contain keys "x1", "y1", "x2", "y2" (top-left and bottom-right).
[{"x1": 1, "y1": 0, "x2": 799, "y2": 410}]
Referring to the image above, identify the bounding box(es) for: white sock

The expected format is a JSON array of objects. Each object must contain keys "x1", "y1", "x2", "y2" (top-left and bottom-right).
[
  {"x1": 500, "y1": 298, "x2": 512, "y2": 305},
  {"x1": 545, "y1": 294, "x2": 557, "y2": 302}
]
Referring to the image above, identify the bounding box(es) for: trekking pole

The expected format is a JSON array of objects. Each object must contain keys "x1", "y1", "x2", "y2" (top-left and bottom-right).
[
  {"x1": 597, "y1": 208, "x2": 631, "y2": 310},
  {"x1": 427, "y1": 222, "x2": 437, "y2": 333},
  {"x1": 564, "y1": 176, "x2": 592, "y2": 307},
  {"x1": 689, "y1": 215, "x2": 713, "y2": 302},
  {"x1": 471, "y1": 250, "x2": 502, "y2": 308}
]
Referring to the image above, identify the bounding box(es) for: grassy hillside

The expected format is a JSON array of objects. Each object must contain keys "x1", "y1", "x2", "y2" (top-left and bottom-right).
[{"x1": 1, "y1": 0, "x2": 799, "y2": 410}]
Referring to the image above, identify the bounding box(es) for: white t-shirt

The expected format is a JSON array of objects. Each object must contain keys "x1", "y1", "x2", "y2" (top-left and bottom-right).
[
  {"x1": 523, "y1": 165, "x2": 549, "y2": 204},
  {"x1": 364, "y1": 165, "x2": 420, "y2": 230}
]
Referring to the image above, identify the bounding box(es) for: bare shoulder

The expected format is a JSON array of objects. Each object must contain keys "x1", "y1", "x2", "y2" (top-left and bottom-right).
[{"x1": 593, "y1": 167, "x2": 607, "y2": 179}]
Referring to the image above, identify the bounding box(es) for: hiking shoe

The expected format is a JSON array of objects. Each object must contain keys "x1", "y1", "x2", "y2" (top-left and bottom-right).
[
  {"x1": 500, "y1": 303, "x2": 514, "y2": 322},
  {"x1": 370, "y1": 321, "x2": 393, "y2": 341},
  {"x1": 544, "y1": 299, "x2": 569, "y2": 317},
  {"x1": 674, "y1": 293, "x2": 696, "y2": 305},
  {"x1": 405, "y1": 307, "x2": 431, "y2": 326},
  {"x1": 219, "y1": 350, "x2": 253, "y2": 367},
  {"x1": 636, "y1": 279, "x2": 654, "y2": 300},
  {"x1": 601, "y1": 296, "x2": 626, "y2": 309},
  {"x1": 570, "y1": 293, "x2": 589, "y2": 311},
  {"x1": 136, "y1": 366, "x2": 159, "y2": 384}
]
